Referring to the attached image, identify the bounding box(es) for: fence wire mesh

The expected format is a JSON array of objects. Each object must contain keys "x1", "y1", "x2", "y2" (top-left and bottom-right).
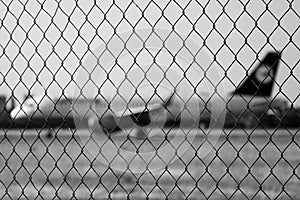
[{"x1": 0, "y1": 0, "x2": 300, "y2": 199}]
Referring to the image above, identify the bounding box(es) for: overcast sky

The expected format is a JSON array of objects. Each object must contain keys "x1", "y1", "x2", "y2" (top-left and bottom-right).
[{"x1": 0, "y1": 0, "x2": 300, "y2": 105}]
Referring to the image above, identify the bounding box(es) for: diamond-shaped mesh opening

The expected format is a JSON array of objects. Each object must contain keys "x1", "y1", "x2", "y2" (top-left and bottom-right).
[{"x1": 0, "y1": 0, "x2": 300, "y2": 199}]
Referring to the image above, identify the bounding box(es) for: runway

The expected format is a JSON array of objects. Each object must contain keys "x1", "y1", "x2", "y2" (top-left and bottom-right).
[{"x1": 0, "y1": 128, "x2": 299, "y2": 199}]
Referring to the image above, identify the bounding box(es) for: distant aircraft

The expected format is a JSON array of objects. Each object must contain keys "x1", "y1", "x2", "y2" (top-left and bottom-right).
[
  {"x1": 9, "y1": 95, "x2": 101, "y2": 130},
  {"x1": 96, "y1": 51, "x2": 284, "y2": 132},
  {"x1": 8, "y1": 91, "x2": 175, "y2": 136},
  {"x1": 93, "y1": 51, "x2": 284, "y2": 133},
  {"x1": 8, "y1": 51, "x2": 284, "y2": 135}
]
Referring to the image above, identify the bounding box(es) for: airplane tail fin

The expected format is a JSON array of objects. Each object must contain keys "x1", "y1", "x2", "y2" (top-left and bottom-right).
[{"x1": 232, "y1": 51, "x2": 281, "y2": 97}]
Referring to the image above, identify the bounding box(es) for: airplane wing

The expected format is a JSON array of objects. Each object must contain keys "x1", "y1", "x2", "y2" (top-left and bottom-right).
[
  {"x1": 112, "y1": 91, "x2": 176, "y2": 128},
  {"x1": 114, "y1": 103, "x2": 162, "y2": 126}
]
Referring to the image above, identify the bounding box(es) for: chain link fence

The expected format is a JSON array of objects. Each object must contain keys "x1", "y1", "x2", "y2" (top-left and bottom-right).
[{"x1": 1, "y1": 0, "x2": 300, "y2": 199}]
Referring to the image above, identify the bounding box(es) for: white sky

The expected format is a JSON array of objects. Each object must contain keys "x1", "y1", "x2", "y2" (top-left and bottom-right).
[{"x1": 0, "y1": 0, "x2": 300, "y2": 105}]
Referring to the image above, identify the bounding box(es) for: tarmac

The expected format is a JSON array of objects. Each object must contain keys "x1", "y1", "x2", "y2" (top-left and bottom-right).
[{"x1": 0, "y1": 128, "x2": 299, "y2": 199}]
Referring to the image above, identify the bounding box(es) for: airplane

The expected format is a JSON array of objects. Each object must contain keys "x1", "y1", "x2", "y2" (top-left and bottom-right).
[
  {"x1": 90, "y1": 50, "x2": 285, "y2": 133},
  {"x1": 7, "y1": 91, "x2": 176, "y2": 136},
  {"x1": 99, "y1": 52, "x2": 287, "y2": 132},
  {"x1": 9, "y1": 95, "x2": 101, "y2": 131},
  {"x1": 7, "y1": 51, "x2": 284, "y2": 136}
]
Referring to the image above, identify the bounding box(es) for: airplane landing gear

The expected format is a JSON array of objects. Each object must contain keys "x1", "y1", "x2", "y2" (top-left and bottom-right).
[{"x1": 45, "y1": 129, "x2": 53, "y2": 139}]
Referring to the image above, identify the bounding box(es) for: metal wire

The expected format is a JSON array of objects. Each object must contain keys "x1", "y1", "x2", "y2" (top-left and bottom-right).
[{"x1": 0, "y1": 0, "x2": 300, "y2": 199}]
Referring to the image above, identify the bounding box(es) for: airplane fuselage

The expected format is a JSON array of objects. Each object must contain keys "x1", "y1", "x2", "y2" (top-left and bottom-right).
[{"x1": 9, "y1": 92, "x2": 282, "y2": 131}]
